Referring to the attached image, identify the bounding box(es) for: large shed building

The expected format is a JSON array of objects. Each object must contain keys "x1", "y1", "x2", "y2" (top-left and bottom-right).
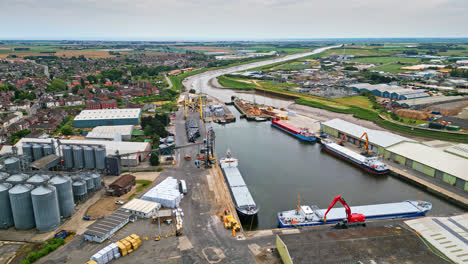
[
  {"x1": 86, "y1": 125, "x2": 134, "y2": 141},
  {"x1": 83, "y1": 210, "x2": 131, "y2": 243},
  {"x1": 322, "y1": 119, "x2": 414, "y2": 155},
  {"x1": 120, "y1": 198, "x2": 160, "y2": 218},
  {"x1": 73, "y1": 108, "x2": 142, "y2": 128},
  {"x1": 108, "y1": 174, "x2": 136, "y2": 197},
  {"x1": 385, "y1": 141, "x2": 468, "y2": 192}
]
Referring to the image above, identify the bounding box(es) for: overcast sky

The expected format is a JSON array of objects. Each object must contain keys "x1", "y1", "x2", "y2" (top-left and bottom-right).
[{"x1": 1, "y1": 0, "x2": 467, "y2": 40}]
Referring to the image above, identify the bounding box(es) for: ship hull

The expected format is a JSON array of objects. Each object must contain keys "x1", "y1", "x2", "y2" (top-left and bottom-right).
[
  {"x1": 321, "y1": 144, "x2": 389, "y2": 175},
  {"x1": 271, "y1": 122, "x2": 317, "y2": 142}
]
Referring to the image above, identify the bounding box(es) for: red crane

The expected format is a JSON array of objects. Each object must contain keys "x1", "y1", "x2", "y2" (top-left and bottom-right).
[{"x1": 323, "y1": 195, "x2": 366, "y2": 228}]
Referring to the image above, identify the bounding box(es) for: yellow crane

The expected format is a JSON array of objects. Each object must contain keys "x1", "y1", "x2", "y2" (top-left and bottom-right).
[{"x1": 184, "y1": 94, "x2": 203, "y2": 120}]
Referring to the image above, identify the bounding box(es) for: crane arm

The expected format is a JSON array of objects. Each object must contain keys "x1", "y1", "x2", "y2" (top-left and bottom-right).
[
  {"x1": 359, "y1": 132, "x2": 369, "y2": 151},
  {"x1": 323, "y1": 195, "x2": 352, "y2": 222}
]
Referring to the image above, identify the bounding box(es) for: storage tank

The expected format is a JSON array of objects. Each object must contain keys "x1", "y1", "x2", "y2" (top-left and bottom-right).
[
  {"x1": 90, "y1": 172, "x2": 101, "y2": 191},
  {"x1": 0, "y1": 183, "x2": 14, "y2": 229},
  {"x1": 4, "y1": 157, "x2": 20, "y2": 172},
  {"x1": 84, "y1": 176, "x2": 94, "y2": 193},
  {"x1": 31, "y1": 185, "x2": 60, "y2": 232},
  {"x1": 62, "y1": 145, "x2": 73, "y2": 169},
  {"x1": 0, "y1": 172, "x2": 9, "y2": 182},
  {"x1": 26, "y1": 174, "x2": 47, "y2": 186},
  {"x1": 49, "y1": 176, "x2": 75, "y2": 218},
  {"x1": 94, "y1": 147, "x2": 106, "y2": 170},
  {"x1": 73, "y1": 146, "x2": 84, "y2": 169},
  {"x1": 43, "y1": 144, "x2": 54, "y2": 156},
  {"x1": 6, "y1": 173, "x2": 28, "y2": 184},
  {"x1": 72, "y1": 180, "x2": 87, "y2": 202},
  {"x1": 22, "y1": 143, "x2": 33, "y2": 161},
  {"x1": 9, "y1": 184, "x2": 35, "y2": 230},
  {"x1": 84, "y1": 146, "x2": 95, "y2": 169},
  {"x1": 32, "y1": 144, "x2": 43, "y2": 161}
]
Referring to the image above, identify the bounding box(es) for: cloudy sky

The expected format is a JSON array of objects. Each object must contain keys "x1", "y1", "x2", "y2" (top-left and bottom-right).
[{"x1": 1, "y1": 0, "x2": 467, "y2": 40}]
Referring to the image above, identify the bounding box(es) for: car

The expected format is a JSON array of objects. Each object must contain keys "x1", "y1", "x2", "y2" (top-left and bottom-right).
[{"x1": 115, "y1": 200, "x2": 124, "y2": 205}]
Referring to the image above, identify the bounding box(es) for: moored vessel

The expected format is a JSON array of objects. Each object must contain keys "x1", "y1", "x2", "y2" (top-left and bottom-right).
[{"x1": 271, "y1": 118, "x2": 317, "y2": 142}]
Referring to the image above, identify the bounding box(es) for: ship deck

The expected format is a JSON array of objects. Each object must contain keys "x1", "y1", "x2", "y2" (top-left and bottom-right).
[{"x1": 222, "y1": 166, "x2": 256, "y2": 208}]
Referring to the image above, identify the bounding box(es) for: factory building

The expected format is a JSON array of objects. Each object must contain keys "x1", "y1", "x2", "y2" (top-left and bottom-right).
[
  {"x1": 385, "y1": 141, "x2": 468, "y2": 192},
  {"x1": 83, "y1": 210, "x2": 132, "y2": 243},
  {"x1": 73, "y1": 108, "x2": 142, "y2": 128},
  {"x1": 13, "y1": 138, "x2": 151, "y2": 167},
  {"x1": 119, "y1": 198, "x2": 160, "y2": 218},
  {"x1": 348, "y1": 83, "x2": 429, "y2": 100},
  {"x1": 391, "y1": 95, "x2": 465, "y2": 108},
  {"x1": 85, "y1": 125, "x2": 134, "y2": 141},
  {"x1": 322, "y1": 119, "x2": 414, "y2": 155}
]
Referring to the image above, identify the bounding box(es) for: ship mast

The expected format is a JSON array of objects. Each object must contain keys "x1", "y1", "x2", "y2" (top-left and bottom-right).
[{"x1": 296, "y1": 193, "x2": 301, "y2": 214}]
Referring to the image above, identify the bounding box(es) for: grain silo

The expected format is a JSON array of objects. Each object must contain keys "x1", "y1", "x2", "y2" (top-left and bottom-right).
[
  {"x1": 0, "y1": 183, "x2": 14, "y2": 229},
  {"x1": 26, "y1": 174, "x2": 47, "y2": 186},
  {"x1": 49, "y1": 176, "x2": 75, "y2": 218},
  {"x1": 31, "y1": 185, "x2": 60, "y2": 232},
  {"x1": 94, "y1": 147, "x2": 106, "y2": 170},
  {"x1": 73, "y1": 146, "x2": 84, "y2": 169},
  {"x1": 62, "y1": 145, "x2": 73, "y2": 169},
  {"x1": 90, "y1": 172, "x2": 101, "y2": 191},
  {"x1": 84, "y1": 176, "x2": 94, "y2": 193},
  {"x1": 72, "y1": 180, "x2": 87, "y2": 202},
  {"x1": 6, "y1": 173, "x2": 28, "y2": 184},
  {"x1": 9, "y1": 184, "x2": 35, "y2": 230},
  {"x1": 0, "y1": 172, "x2": 9, "y2": 182},
  {"x1": 84, "y1": 146, "x2": 95, "y2": 169},
  {"x1": 32, "y1": 144, "x2": 43, "y2": 161},
  {"x1": 22, "y1": 143, "x2": 33, "y2": 161},
  {"x1": 4, "y1": 157, "x2": 20, "y2": 172},
  {"x1": 43, "y1": 144, "x2": 54, "y2": 156}
]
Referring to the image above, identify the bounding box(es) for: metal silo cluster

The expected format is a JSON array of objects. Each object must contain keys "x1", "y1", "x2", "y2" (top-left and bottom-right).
[
  {"x1": 31, "y1": 185, "x2": 61, "y2": 231},
  {"x1": 22, "y1": 143, "x2": 55, "y2": 163},
  {"x1": 61, "y1": 145, "x2": 106, "y2": 170},
  {"x1": 50, "y1": 175, "x2": 75, "y2": 218},
  {"x1": 70, "y1": 172, "x2": 102, "y2": 203}
]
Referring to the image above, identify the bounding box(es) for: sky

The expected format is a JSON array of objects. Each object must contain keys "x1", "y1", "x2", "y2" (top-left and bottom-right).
[{"x1": 1, "y1": 0, "x2": 467, "y2": 40}]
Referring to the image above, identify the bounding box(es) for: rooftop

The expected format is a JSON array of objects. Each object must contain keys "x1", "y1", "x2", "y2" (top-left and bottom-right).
[
  {"x1": 86, "y1": 125, "x2": 134, "y2": 140},
  {"x1": 399, "y1": 95, "x2": 465, "y2": 107},
  {"x1": 323, "y1": 119, "x2": 414, "y2": 148},
  {"x1": 109, "y1": 174, "x2": 135, "y2": 188},
  {"x1": 120, "y1": 198, "x2": 160, "y2": 214},
  {"x1": 386, "y1": 141, "x2": 467, "y2": 181},
  {"x1": 84, "y1": 211, "x2": 131, "y2": 238},
  {"x1": 74, "y1": 108, "x2": 141, "y2": 121}
]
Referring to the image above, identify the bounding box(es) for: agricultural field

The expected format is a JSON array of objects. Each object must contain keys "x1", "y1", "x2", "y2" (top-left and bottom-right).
[
  {"x1": 177, "y1": 46, "x2": 233, "y2": 53},
  {"x1": 371, "y1": 63, "x2": 409, "y2": 73},
  {"x1": 348, "y1": 56, "x2": 421, "y2": 64}
]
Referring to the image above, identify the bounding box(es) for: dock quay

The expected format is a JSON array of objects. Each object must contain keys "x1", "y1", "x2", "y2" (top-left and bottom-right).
[{"x1": 232, "y1": 97, "x2": 283, "y2": 121}]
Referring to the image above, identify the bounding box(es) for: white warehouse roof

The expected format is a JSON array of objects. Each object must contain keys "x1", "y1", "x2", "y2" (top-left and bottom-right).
[
  {"x1": 120, "y1": 198, "x2": 160, "y2": 215},
  {"x1": 74, "y1": 108, "x2": 141, "y2": 121},
  {"x1": 402, "y1": 95, "x2": 465, "y2": 107},
  {"x1": 86, "y1": 125, "x2": 134, "y2": 140},
  {"x1": 323, "y1": 119, "x2": 415, "y2": 148},
  {"x1": 386, "y1": 142, "x2": 468, "y2": 181}
]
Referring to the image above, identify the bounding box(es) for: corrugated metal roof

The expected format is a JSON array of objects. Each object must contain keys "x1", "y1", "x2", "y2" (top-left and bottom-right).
[
  {"x1": 86, "y1": 125, "x2": 134, "y2": 140},
  {"x1": 85, "y1": 211, "x2": 131, "y2": 237},
  {"x1": 444, "y1": 144, "x2": 468, "y2": 159},
  {"x1": 120, "y1": 198, "x2": 160, "y2": 214},
  {"x1": 110, "y1": 174, "x2": 135, "y2": 189},
  {"x1": 387, "y1": 142, "x2": 467, "y2": 180},
  {"x1": 402, "y1": 95, "x2": 465, "y2": 107},
  {"x1": 74, "y1": 108, "x2": 141, "y2": 121},
  {"x1": 323, "y1": 119, "x2": 414, "y2": 148},
  {"x1": 405, "y1": 214, "x2": 468, "y2": 264}
]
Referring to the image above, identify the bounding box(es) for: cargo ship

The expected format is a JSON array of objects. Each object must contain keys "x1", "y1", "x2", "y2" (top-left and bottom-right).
[
  {"x1": 277, "y1": 200, "x2": 432, "y2": 228},
  {"x1": 271, "y1": 118, "x2": 316, "y2": 142},
  {"x1": 219, "y1": 151, "x2": 259, "y2": 220},
  {"x1": 321, "y1": 139, "x2": 389, "y2": 175}
]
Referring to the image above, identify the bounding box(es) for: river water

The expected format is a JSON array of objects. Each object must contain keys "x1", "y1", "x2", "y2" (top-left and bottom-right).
[{"x1": 212, "y1": 105, "x2": 464, "y2": 230}]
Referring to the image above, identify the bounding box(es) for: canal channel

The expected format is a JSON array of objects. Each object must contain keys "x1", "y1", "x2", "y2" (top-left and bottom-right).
[{"x1": 212, "y1": 105, "x2": 464, "y2": 230}]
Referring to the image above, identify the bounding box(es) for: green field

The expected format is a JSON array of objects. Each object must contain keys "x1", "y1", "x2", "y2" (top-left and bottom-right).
[
  {"x1": 217, "y1": 75, "x2": 256, "y2": 90},
  {"x1": 371, "y1": 64, "x2": 409, "y2": 73},
  {"x1": 348, "y1": 56, "x2": 421, "y2": 64}
]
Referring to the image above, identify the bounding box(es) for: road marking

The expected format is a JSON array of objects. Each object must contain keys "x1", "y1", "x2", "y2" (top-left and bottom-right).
[
  {"x1": 202, "y1": 247, "x2": 225, "y2": 264},
  {"x1": 178, "y1": 236, "x2": 193, "y2": 251}
]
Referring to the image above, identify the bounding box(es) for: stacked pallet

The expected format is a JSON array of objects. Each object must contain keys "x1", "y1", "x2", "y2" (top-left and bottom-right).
[
  {"x1": 90, "y1": 243, "x2": 120, "y2": 264},
  {"x1": 89, "y1": 234, "x2": 142, "y2": 264},
  {"x1": 142, "y1": 177, "x2": 183, "y2": 208}
]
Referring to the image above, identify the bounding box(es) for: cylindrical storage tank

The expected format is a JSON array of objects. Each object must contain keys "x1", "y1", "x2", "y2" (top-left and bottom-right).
[
  {"x1": 0, "y1": 172, "x2": 9, "y2": 182},
  {"x1": 90, "y1": 172, "x2": 101, "y2": 191},
  {"x1": 0, "y1": 183, "x2": 14, "y2": 229},
  {"x1": 22, "y1": 143, "x2": 33, "y2": 161},
  {"x1": 9, "y1": 184, "x2": 35, "y2": 230},
  {"x1": 94, "y1": 147, "x2": 106, "y2": 170},
  {"x1": 32, "y1": 144, "x2": 43, "y2": 161},
  {"x1": 84, "y1": 146, "x2": 95, "y2": 169},
  {"x1": 6, "y1": 173, "x2": 28, "y2": 184},
  {"x1": 49, "y1": 176, "x2": 75, "y2": 218},
  {"x1": 73, "y1": 146, "x2": 84, "y2": 169},
  {"x1": 43, "y1": 144, "x2": 54, "y2": 156},
  {"x1": 4, "y1": 157, "x2": 20, "y2": 172},
  {"x1": 31, "y1": 185, "x2": 60, "y2": 232},
  {"x1": 26, "y1": 174, "x2": 47, "y2": 186},
  {"x1": 72, "y1": 180, "x2": 87, "y2": 202},
  {"x1": 62, "y1": 145, "x2": 73, "y2": 169},
  {"x1": 84, "y1": 176, "x2": 94, "y2": 193}
]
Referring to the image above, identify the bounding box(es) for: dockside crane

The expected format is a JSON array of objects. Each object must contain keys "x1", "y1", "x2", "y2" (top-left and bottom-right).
[
  {"x1": 314, "y1": 121, "x2": 327, "y2": 138},
  {"x1": 323, "y1": 195, "x2": 366, "y2": 228},
  {"x1": 358, "y1": 132, "x2": 371, "y2": 155},
  {"x1": 338, "y1": 134, "x2": 347, "y2": 146}
]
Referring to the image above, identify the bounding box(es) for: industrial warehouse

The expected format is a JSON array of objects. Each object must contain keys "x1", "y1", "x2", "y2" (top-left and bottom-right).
[
  {"x1": 348, "y1": 83, "x2": 429, "y2": 100},
  {"x1": 85, "y1": 125, "x2": 134, "y2": 141},
  {"x1": 73, "y1": 108, "x2": 142, "y2": 128}
]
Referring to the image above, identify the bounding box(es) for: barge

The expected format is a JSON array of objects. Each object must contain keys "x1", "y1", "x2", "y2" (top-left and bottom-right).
[
  {"x1": 278, "y1": 200, "x2": 432, "y2": 228},
  {"x1": 271, "y1": 118, "x2": 317, "y2": 142},
  {"x1": 321, "y1": 139, "x2": 389, "y2": 175},
  {"x1": 219, "y1": 151, "x2": 259, "y2": 220}
]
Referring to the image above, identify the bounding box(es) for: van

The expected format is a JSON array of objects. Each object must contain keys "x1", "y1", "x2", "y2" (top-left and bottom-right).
[{"x1": 179, "y1": 180, "x2": 187, "y2": 194}]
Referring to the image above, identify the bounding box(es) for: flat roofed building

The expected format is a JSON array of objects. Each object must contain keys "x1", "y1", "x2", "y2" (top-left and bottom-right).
[
  {"x1": 385, "y1": 141, "x2": 468, "y2": 191},
  {"x1": 86, "y1": 125, "x2": 134, "y2": 141},
  {"x1": 322, "y1": 119, "x2": 414, "y2": 155},
  {"x1": 84, "y1": 211, "x2": 131, "y2": 243},
  {"x1": 73, "y1": 108, "x2": 141, "y2": 128},
  {"x1": 120, "y1": 198, "x2": 161, "y2": 218}
]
